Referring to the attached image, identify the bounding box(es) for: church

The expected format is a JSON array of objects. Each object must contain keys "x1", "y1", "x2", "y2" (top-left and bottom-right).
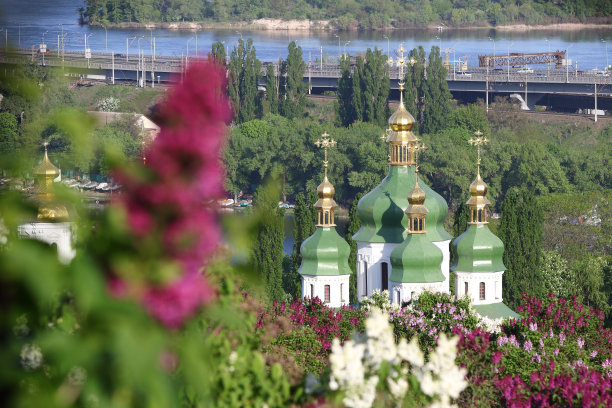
[{"x1": 298, "y1": 50, "x2": 516, "y2": 320}]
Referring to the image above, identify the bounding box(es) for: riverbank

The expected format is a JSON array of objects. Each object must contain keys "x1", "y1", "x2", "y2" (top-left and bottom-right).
[{"x1": 92, "y1": 18, "x2": 612, "y2": 32}]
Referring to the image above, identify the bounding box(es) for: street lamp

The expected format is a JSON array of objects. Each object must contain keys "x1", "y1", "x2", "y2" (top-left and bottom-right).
[
  {"x1": 566, "y1": 44, "x2": 573, "y2": 83},
  {"x1": 343, "y1": 41, "x2": 350, "y2": 57},
  {"x1": 41, "y1": 30, "x2": 48, "y2": 66},
  {"x1": 545, "y1": 38, "x2": 550, "y2": 77},
  {"x1": 127, "y1": 35, "x2": 137, "y2": 62},
  {"x1": 103, "y1": 25, "x2": 107, "y2": 52},
  {"x1": 507, "y1": 42, "x2": 514, "y2": 82},
  {"x1": 489, "y1": 37, "x2": 495, "y2": 68},
  {"x1": 384, "y1": 35, "x2": 390, "y2": 56},
  {"x1": 187, "y1": 36, "x2": 194, "y2": 64},
  {"x1": 602, "y1": 39, "x2": 609, "y2": 70},
  {"x1": 334, "y1": 34, "x2": 340, "y2": 60}
]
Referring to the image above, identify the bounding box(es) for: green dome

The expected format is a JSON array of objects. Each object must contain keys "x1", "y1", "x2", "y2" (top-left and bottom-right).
[
  {"x1": 353, "y1": 165, "x2": 452, "y2": 243},
  {"x1": 451, "y1": 224, "x2": 505, "y2": 273},
  {"x1": 299, "y1": 228, "x2": 352, "y2": 276},
  {"x1": 389, "y1": 234, "x2": 445, "y2": 283}
]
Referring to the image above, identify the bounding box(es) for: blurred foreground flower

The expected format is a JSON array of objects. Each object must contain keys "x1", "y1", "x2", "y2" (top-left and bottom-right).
[{"x1": 111, "y1": 60, "x2": 232, "y2": 328}]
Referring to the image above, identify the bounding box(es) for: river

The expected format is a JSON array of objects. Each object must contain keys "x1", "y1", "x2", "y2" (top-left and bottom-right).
[{"x1": 1, "y1": 0, "x2": 611, "y2": 69}]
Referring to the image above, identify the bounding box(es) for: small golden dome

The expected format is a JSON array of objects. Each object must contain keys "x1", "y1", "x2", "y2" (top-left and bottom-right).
[
  {"x1": 34, "y1": 150, "x2": 60, "y2": 177},
  {"x1": 408, "y1": 180, "x2": 426, "y2": 206},
  {"x1": 317, "y1": 176, "x2": 335, "y2": 200},
  {"x1": 388, "y1": 101, "x2": 415, "y2": 132},
  {"x1": 469, "y1": 172, "x2": 488, "y2": 196}
]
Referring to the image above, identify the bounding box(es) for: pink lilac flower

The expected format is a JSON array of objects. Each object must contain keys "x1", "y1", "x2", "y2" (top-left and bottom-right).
[
  {"x1": 524, "y1": 339, "x2": 533, "y2": 353},
  {"x1": 529, "y1": 322, "x2": 538, "y2": 331},
  {"x1": 577, "y1": 337, "x2": 585, "y2": 349},
  {"x1": 110, "y1": 60, "x2": 232, "y2": 328}
]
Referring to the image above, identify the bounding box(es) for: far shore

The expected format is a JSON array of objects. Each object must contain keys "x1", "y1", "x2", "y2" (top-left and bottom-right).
[{"x1": 90, "y1": 18, "x2": 612, "y2": 32}]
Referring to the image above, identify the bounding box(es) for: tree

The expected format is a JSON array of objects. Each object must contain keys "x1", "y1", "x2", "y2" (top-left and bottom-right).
[
  {"x1": 0, "y1": 112, "x2": 18, "y2": 155},
  {"x1": 228, "y1": 38, "x2": 262, "y2": 123},
  {"x1": 210, "y1": 41, "x2": 226, "y2": 65},
  {"x1": 404, "y1": 46, "x2": 427, "y2": 132},
  {"x1": 540, "y1": 250, "x2": 574, "y2": 299},
  {"x1": 265, "y1": 63, "x2": 279, "y2": 114},
  {"x1": 284, "y1": 192, "x2": 316, "y2": 299},
  {"x1": 336, "y1": 54, "x2": 354, "y2": 127},
  {"x1": 422, "y1": 46, "x2": 453, "y2": 135},
  {"x1": 280, "y1": 41, "x2": 307, "y2": 119},
  {"x1": 251, "y1": 182, "x2": 286, "y2": 301},
  {"x1": 499, "y1": 187, "x2": 545, "y2": 309},
  {"x1": 350, "y1": 48, "x2": 390, "y2": 127},
  {"x1": 345, "y1": 192, "x2": 363, "y2": 304}
]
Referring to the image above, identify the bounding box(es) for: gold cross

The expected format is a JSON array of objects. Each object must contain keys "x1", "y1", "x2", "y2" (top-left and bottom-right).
[
  {"x1": 315, "y1": 131, "x2": 337, "y2": 178},
  {"x1": 43, "y1": 141, "x2": 49, "y2": 152},
  {"x1": 380, "y1": 127, "x2": 391, "y2": 142},
  {"x1": 468, "y1": 130, "x2": 488, "y2": 172},
  {"x1": 413, "y1": 141, "x2": 426, "y2": 171}
]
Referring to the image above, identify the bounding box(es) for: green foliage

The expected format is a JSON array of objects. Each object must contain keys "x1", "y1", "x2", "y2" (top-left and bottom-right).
[
  {"x1": 285, "y1": 192, "x2": 316, "y2": 299},
  {"x1": 210, "y1": 41, "x2": 226, "y2": 65},
  {"x1": 422, "y1": 46, "x2": 453, "y2": 135},
  {"x1": 228, "y1": 38, "x2": 262, "y2": 124},
  {"x1": 499, "y1": 187, "x2": 545, "y2": 309},
  {"x1": 345, "y1": 192, "x2": 363, "y2": 304},
  {"x1": 83, "y1": 0, "x2": 612, "y2": 27},
  {"x1": 280, "y1": 42, "x2": 307, "y2": 119},
  {"x1": 251, "y1": 182, "x2": 286, "y2": 302},
  {"x1": 336, "y1": 54, "x2": 354, "y2": 127},
  {"x1": 0, "y1": 111, "x2": 18, "y2": 157},
  {"x1": 265, "y1": 63, "x2": 279, "y2": 115}
]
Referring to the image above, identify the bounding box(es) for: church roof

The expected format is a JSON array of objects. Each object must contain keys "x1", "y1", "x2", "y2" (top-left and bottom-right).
[
  {"x1": 473, "y1": 303, "x2": 519, "y2": 320},
  {"x1": 299, "y1": 228, "x2": 352, "y2": 276},
  {"x1": 353, "y1": 165, "x2": 452, "y2": 243},
  {"x1": 451, "y1": 224, "x2": 505, "y2": 273},
  {"x1": 389, "y1": 233, "x2": 445, "y2": 283}
]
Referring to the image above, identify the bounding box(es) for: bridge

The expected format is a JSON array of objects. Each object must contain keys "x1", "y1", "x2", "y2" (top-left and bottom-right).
[{"x1": 2, "y1": 48, "x2": 611, "y2": 112}]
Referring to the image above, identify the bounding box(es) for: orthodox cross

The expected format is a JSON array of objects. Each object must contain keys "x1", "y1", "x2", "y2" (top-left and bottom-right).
[
  {"x1": 413, "y1": 142, "x2": 427, "y2": 173},
  {"x1": 380, "y1": 127, "x2": 391, "y2": 142},
  {"x1": 43, "y1": 141, "x2": 49, "y2": 153},
  {"x1": 468, "y1": 130, "x2": 488, "y2": 173},
  {"x1": 396, "y1": 44, "x2": 407, "y2": 81},
  {"x1": 315, "y1": 131, "x2": 336, "y2": 178}
]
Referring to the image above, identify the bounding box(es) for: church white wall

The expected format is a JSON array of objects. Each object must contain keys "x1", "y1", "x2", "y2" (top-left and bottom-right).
[
  {"x1": 301, "y1": 274, "x2": 350, "y2": 308},
  {"x1": 388, "y1": 281, "x2": 446, "y2": 304},
  {"x1": 432, "y1": 239, "x2": 451, "y2": 293},
  {"x1": 18, "y1": 222, "x2": 76, "y2": 264},
  {"x1": 356, "y1": 242, "x2": 399, "y2": 300},
  {"x1": 453, "y1": 271, "x2": 504, "y2": 305}
]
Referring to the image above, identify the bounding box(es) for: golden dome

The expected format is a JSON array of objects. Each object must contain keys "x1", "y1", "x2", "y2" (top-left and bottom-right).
[
  {"x1": 469, "y1": 172, "x2": 488, "y2": 196},
  {"x1": 388, "y1": 100, "x2": 415, "y2": 132},
  {"x1": 406, "y1": 178, "x2": 428, "y2": 216},
  {"x1": 317, "y1": 176, "x2": 335, "y2": 200},
  {"x1": 34, "y1": 150, "x2": 60, "y2": 176}
]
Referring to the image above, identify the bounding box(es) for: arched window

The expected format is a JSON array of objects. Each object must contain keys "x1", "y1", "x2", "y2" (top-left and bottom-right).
[
  {"x1": 324, "y1": 285, "x2": 330, "y2": 303},
  {"x1": 411, "y1": 291, "x2": 415, "y2": 300},
  {"x1": 478, "y1": 209, "x2": 482, "y2": 222},
  {"x1": 464, "y1": 282, "x2": 468, "y2": 296},
  {"x1": 472, "y1": 210, "x2": 478, "y2": 223},
  {"x1": 310, "y1": 284, "x2": 314, "y2": 298},
  {"x1": 479, "y1": 282, "x2": 485, "y2": 300},
  {"x1": 324, "y1": 211, "x2": 329, "y2": 225},
  {"x1": 340, "y1": 283, "x2": 344, "y2": 301},
  {"x1": 381, "y1": 262, "x2": 388, "y2": 291},
  {"x1": 318, "y1": 212, "x2": 323, "y2": 225}
]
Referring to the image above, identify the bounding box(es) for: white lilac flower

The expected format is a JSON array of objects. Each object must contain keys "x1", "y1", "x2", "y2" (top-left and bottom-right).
[
  {"x1": 387, "y1": 375, "x2": 408, "y2": 401},
  {"x1": 305, "y1": 373, "x2": 320, "y2": 394},
  {"x1": 20, "y1": 344, "x2": 43, "y2": 371},
  {"x1": 397, "y1": 337, "x2": 424, "y2": 368}
]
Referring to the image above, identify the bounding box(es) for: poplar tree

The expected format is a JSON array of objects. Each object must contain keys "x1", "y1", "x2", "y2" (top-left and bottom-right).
[
  {"x1": 265, "y1": 63, "x2": 279, "y2": 114},
  {"x1": 361, "y1": 48, "x2": 390, "y2": 128},
  {"x1": 285, "y1": 192, "x2": 316, "y2": 298},
  {"x1": 210, "y1": 41, "x2": 226, "y2": 65},
  {"x1": 352, "y1": 58, "x2": 364, "y2": 122},
  {"x1": 499, "y1": 187, "x2": 544, "y2": 309},
  {"x1": 337, "y1": 54, "x2": 354, "y2": 127},
  {"x1": 451, "y1": 202, "x2": 469, "y2": 265},
  {"x1": 423, "y1": 46, "x2": 453, "y2": 135},
  {"x1": 251, "y1": 182, "x2": 286, "y2": 301},
  {"x1": 228, "y1": 38, "x2": 261, "y2": 124},
  {"x1": 280, "y1": 41, "x2": 307, "y2": 119},
  {"x1": 404, "y1": 46, "x2": 427, "y2": 132},
  {"x1": 345, "y1": 192, "x2": 364, "y2": 304}
]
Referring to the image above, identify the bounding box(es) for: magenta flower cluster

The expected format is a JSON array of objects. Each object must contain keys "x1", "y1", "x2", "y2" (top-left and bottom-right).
[
  {"x1": 257, "y1": 297, "x2": 365, "y2": 355},
  {"x1": 112, "y1": 60, "x2": 232, "y2": 328}
]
